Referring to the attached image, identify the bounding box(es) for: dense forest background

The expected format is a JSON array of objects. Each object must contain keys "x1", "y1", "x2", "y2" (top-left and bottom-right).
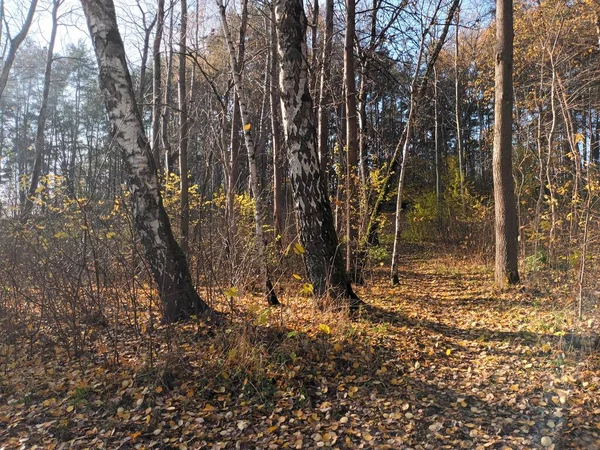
[{"x1": 1, "y1": 0, "x2": 600, "y2": 448}]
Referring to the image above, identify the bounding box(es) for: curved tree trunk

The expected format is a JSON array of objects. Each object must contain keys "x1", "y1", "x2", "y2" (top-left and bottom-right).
[
  {"x1": 275, "y1": 0, "x2": 361, "y2": 308},
  {"x1": 80, "y1": 0, "x2": 213, "y2": 322}
]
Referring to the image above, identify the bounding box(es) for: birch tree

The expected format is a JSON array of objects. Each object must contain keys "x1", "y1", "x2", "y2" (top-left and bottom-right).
[
  {"x1": 218, "y1": 0, "x2": 279, "y2": 305},
  {"x1": 80, "y1": 0, "x2": 214, "y2": 322},
  {"x1": 275, "y1": 0, "x2": 361, "y2": 307}
]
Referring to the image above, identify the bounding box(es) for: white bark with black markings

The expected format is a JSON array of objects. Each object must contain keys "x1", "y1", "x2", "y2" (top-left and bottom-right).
[
  {"x1": 80, "y1": 0, "x2": 212, "y2": 322},
  {"x1": 275, "y1": 0, "x2": 360, "y2": 305}
]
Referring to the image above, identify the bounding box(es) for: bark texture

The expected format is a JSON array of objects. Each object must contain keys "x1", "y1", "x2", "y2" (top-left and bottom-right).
[
  {"x1": 493, "y1": 0, "x2": 520, "y2": 286},
  {"x1": 80, "y1": 0, "x2": 211, "y2": 322},
  {"x1": 275, "y1": 0, "x2": 359, "y2": 306}
]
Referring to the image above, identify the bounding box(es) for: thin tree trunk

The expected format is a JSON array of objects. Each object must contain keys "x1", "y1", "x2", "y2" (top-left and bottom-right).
[
  {"x1": 80, "y1": 0, "x2": 213, "y2": 322},
  {"x1": 317, "y1": 0, "x2": 333, "y2": 179},
  {"x1": 136, "y1": 0, "x2": 156, "y2": 102},
  {"x1": 360, "y1": 0, "x2": 458, "y2": 254},
  {"x1": 344, "y1": 0, "x2": 359, "y2": 281},
  {"x1": 163, "y1": 9, "x2": 175, "y2": 172},
  {"x1": 218, "y1": 0, "x2": 279, "y2": 305},
  {"x1": 434, "y1": 66, "x2": 442, "y2": 229},
  {"x1": 276, "y1": 0, "x2": 361, "y2": 307},
  {"x1": 22, "y1": 0, "x2": 60, "y2": 220},
  {"x1": 493, "y1": 0, "x2": 519, "y2": 286},
  {"x1": 389, "y1": 30, "x2": 427, "y2": 284},
  {"x1": 179, "y1": 0, "x2": 190, "y2": 255},
  {"x1": 454, "y1": 7, "x2": 466, "y2": 214},
  {"x1": 151, "y1": 0, "x2": 165, "y2": 166},
  {"x1": 270, "y1": 7, "x2": 285, "y2": 244},
  {"x1": 0, "y1": 0, "x2": 38, "y2": 100}
]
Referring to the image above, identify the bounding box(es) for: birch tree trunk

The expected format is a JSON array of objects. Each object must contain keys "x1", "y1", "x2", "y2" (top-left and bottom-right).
[
  {"x1": 178, "y1": 0, "x2": 190, "y2": 255},
  {"x1": 275, "y1": 0, "x2": 361, "y2": 307},
  {"x1": 22, "y1": 0, "x2": 60, "y2": 220},
  {"x1": 219, "y1": 0, "x2": 279, "y2": 305},
  {"x1": 493, "y1": 0, "x2": 520, "y2": 286},
  {"x1": 80, "y1": 0, "x2": 213, "y2": 322},
  {"x1": 270, "y1": 6, "x2": 285, "y2": 245}
]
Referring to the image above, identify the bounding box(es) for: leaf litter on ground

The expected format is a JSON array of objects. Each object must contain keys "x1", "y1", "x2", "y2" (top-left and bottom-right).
[{"x1": 1, "y1": 244, "x2": 599, "y2": 449}]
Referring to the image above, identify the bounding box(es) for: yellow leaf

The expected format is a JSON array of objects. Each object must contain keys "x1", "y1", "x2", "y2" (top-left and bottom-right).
[
  {"x1": 292, "y1": 273, "x2": 302, "y2": 280},
  {"x1": 244, "y1": 123, "x2": 252, "y2": 131},
  {"x1": 446, "y1": 349, "x2": 452, "y2": 356},
  {"x1": 363, "y1": 432, "x2": 373, "y2": 441},
  {"x1": 106, "y1": 232, "x2": 117, "y2": 239},
  {"x1": 66, "y1": 405, "x2": 74, "y2": 412},
  {"x1": 318, "y1": 323, "x2": 331, "y2": 334},
  {"x1": 293, "y1": 242, "x2": 305, "y2": 255},
  {"x1": 54, "y1": 232, "x2": 68, "y2": 239},
  {"x1": 224, "y1": 287, "x2": 239, "y2": 297}
]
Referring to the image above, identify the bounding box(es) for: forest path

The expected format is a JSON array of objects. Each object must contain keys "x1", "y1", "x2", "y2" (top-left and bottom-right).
[
  {"x1": 1, "y1": 244, "x2": 600, "y2": 449},
  {"x1": 350, "y1": 244, "x2": 600, "y2": 449}
]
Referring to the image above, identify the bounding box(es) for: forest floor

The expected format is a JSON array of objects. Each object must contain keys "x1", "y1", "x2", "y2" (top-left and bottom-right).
[{"x1": 1, "y1": 244, "x2": 600, "y2": 449}]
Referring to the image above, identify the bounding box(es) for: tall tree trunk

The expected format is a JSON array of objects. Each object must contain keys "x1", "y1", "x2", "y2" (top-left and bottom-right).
[
  {"x1": 0, "y1": 0, "x2": 38, "y2": 100},
  {"x1": 22, "y1": 0, "x2": 60, "y2": 220},
  {"x1": 80, "y1": 0, "x2": 213, "y2": 322},
  {"x1": 317, "y1": 0, "x2": 333, "y2": 179},
  {"x1": 269, "y1": 6, "x2": 285, "y2": 244},
  {"x1": 493, "y1": 0, "x2": 519, "y2": 286},
  {"x1": 225, "y1": 0, "x2": 249, "y2": 257},
  {"x1": 151, "y1": 0, "x2": 165, "y2": 166},
  {"x1": 454, "y1": 7, "x2": 466, "y2": 213},
  {"x1": 434, "y1": 66, "x2": 442, "y2": 229},
  {"x1": 344, "y1": 0, "x2": 360, "y2": 281},
  {"x1": 179, "y1": 0, "x2": 190, "y2": 255},
  {"x1": 275, "y1": 0, "x2": 361, "y2": 307},
  {"x1": 219, "y1": 0, "x2": 279, "y2": 305},
  {"x1": 360, "y1": 0, "x2": 458, "y2": 256},
  {"x1": 163, "y1": 10, "x2": 175, "y2": 172},
  {"x1": 136, "y1": 0, "x2": 156, "y2": 102},
  {"x1": 389, "y1": 29, "x2": 427, "y2": 285}
]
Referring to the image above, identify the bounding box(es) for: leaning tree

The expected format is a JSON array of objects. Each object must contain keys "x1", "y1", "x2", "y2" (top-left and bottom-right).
[{"x1": 80, "y1": 0, "x2": 215, "y2": 322}]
